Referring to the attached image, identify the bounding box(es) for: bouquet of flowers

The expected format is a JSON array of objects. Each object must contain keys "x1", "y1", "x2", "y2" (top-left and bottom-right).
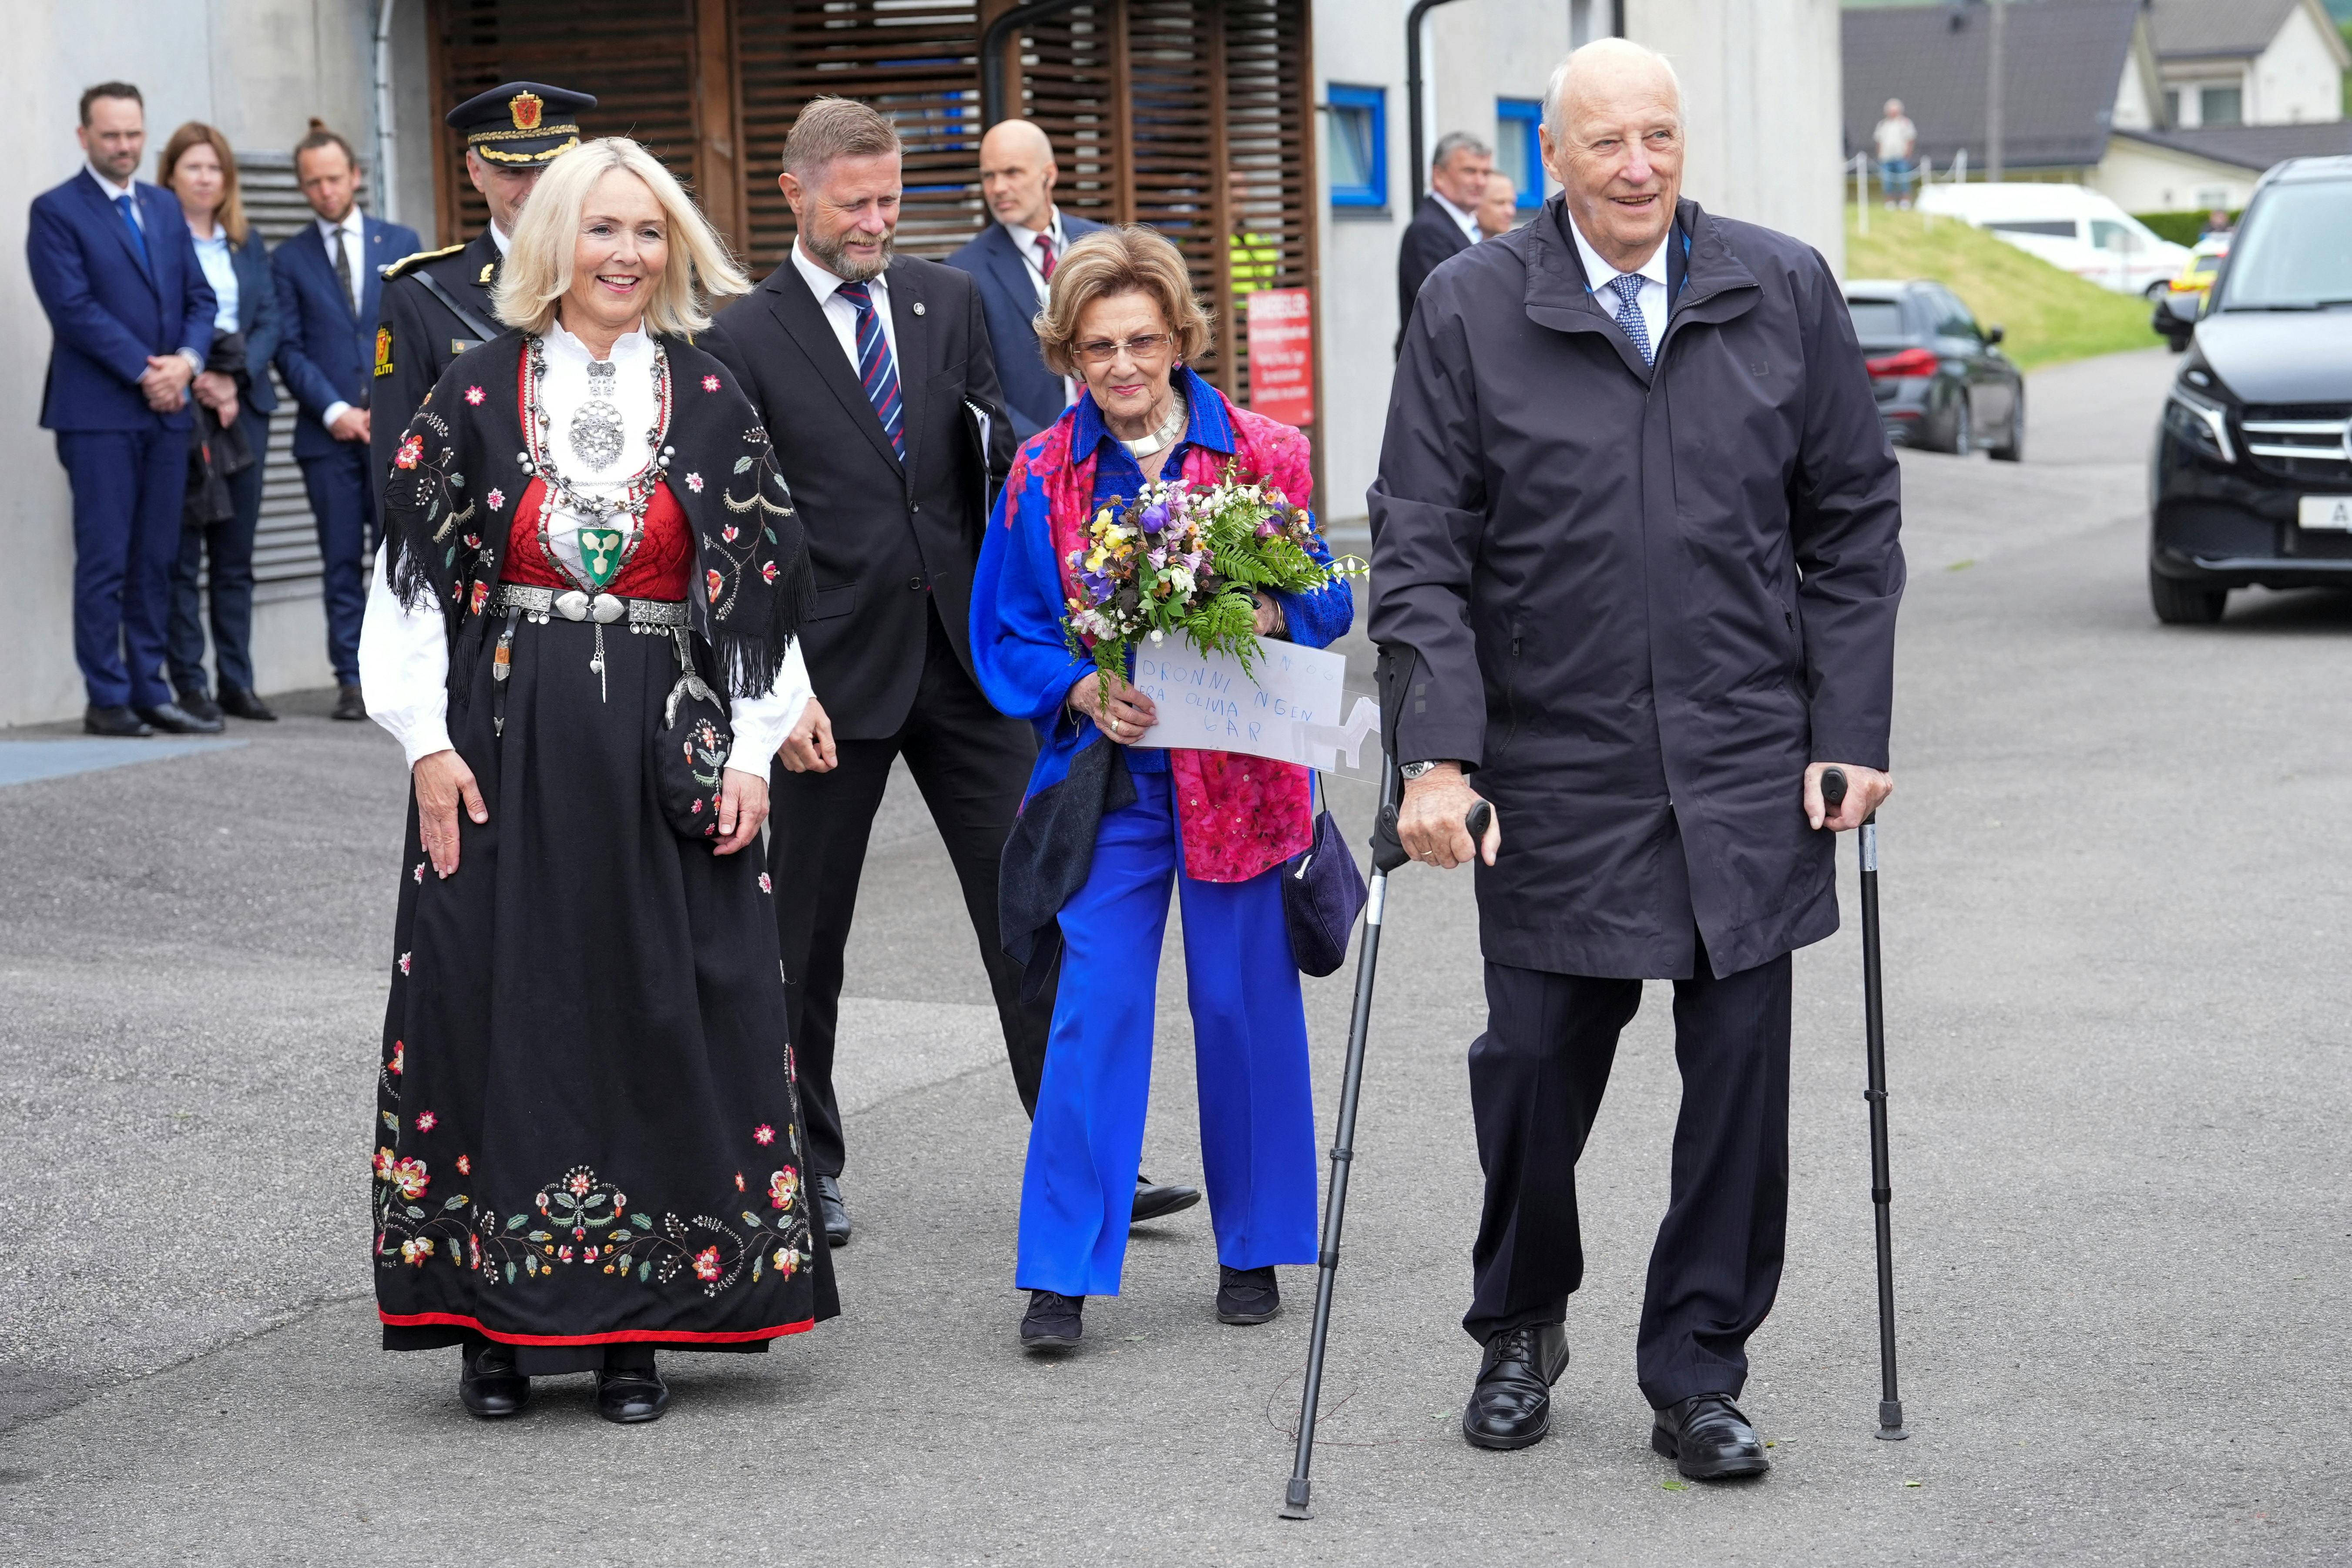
[{"x1": 1063, "y1": 467, "x2": 1356, "y2": 695}]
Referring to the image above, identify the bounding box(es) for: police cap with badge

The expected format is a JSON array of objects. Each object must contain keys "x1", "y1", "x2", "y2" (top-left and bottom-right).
[{"x1": 447, "y1": 81, "x2": 597, "y2": 166}]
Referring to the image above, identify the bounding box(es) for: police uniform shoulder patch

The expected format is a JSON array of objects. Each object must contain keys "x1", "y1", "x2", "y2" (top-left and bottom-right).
[
  {"x1": 382, "y1": 242, "x2": 466, "y2": 282},
  {"x1": 374, "y1": 324, "x2": 395, "y2": 378}
]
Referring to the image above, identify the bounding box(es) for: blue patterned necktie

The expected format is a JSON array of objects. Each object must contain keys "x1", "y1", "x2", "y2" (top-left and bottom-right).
[
  {"x1": 836, "y1": 280, "x2": 906, "y2": 461},
  {"x1": 1607, "y1": 271, "x2": 1653, "y2": 365},
  {"x1": 115, "y1": 193, "x2": 151, "y2": 272}
]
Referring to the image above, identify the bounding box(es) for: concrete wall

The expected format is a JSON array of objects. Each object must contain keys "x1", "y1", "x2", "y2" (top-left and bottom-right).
[
  {"x1": 0, "y1": 0, "x2": 433, "y2": 728},
  {"x1": 1309, "y1": 0, "x2": 1847, "y2": 524}
]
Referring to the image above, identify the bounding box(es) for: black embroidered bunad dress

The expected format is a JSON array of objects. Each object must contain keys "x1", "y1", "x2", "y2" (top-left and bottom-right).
[{"x1": 359, "y1": 322, "x2": 834, "y2": 1377}]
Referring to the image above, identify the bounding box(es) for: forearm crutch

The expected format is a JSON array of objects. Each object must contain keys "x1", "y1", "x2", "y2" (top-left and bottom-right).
[
  {"x1": 1821, "y1": 767, "x2": 1908, "y2": 1441},
  {"x1": 1280, "y1": 756, "x2": 1490, "y2": 1520}
]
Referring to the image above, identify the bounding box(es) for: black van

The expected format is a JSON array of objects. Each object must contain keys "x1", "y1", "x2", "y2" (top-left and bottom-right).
[{"x1": 2148, "y1": 155, "x2": 2352, "y2": 624}]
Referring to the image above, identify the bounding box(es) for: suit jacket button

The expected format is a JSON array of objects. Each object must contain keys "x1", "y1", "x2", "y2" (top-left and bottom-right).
[
  {"x1": 910, "y1": 501, "x2": 921, "y2": 513},
  {"x1": 912, "y1": 302, "x2": 926, "y2": 316},
  {"x1": 908, "y1": 576, "x2": 924, "y2": 591}
]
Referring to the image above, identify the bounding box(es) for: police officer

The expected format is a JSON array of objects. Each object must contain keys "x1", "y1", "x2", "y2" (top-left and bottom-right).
[{"x1": 370, "y1": 82, "x2": 595, "y2": 484}]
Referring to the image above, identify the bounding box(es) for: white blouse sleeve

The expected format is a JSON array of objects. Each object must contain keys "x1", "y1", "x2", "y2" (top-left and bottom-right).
[
  {"x1": 723, "y1": 638, "x2": 814, "y2": 776},
  {"x1": 358, "y1": 550, "x2": 455, "y2": 768}
]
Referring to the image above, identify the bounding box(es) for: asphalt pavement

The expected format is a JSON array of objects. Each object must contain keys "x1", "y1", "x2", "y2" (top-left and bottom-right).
[{"x1": 2, "y1": 348, "x2": 2344, "y2": 1565}]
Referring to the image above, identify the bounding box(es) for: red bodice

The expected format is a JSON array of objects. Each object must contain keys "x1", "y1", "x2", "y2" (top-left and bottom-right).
[{"x1": 501, "y1": 477, "x2": 692, "y2": 601}]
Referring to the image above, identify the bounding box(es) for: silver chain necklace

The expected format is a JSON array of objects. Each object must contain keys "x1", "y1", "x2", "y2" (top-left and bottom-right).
[{"x1": 570, "y1": 357, "x2": 626, "y2": 470}]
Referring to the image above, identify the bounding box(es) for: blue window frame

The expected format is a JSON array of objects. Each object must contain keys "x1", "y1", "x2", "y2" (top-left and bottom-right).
[
  {"x1": 1497, "y1": 97, "x2": 1544, "y2": 210},
  {"x1": 1326, "y1": 84, "x2": 1387, "y2": 210}
]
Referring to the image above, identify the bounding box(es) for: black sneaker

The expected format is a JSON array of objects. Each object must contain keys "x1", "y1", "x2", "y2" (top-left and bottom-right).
[
  {"x1": 1216, "y1": 1265, "x2": 1281, "y2": 1325},
  {"x1": 1020, "y1": 1289, "x2": 1084, "y2": 1351}
]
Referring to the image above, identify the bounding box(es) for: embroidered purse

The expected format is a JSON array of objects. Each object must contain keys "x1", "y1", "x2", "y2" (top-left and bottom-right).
[{"x1": 655, "y1": 629, "x2": 734, "y2": 841}]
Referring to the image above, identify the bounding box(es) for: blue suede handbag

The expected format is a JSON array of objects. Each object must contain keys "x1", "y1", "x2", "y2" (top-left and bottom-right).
[{"x1": 1283, "y1": 775, "x2": 1367, "y2": 977}]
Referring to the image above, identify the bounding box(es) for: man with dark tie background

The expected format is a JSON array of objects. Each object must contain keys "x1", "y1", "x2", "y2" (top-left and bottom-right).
[
  {"x1": 944, "y1": 118, "x2": 1103, "y2": 442},
  {"x1": 27, "y1": 82, "x2": 220, "y2": 737},
  {"x1": 1394, "y1": 130, "x2": 1492, "y2": 351},
  {"x1": 370, "y1": 82, "x2": 595, "y2": 490},
  {"x1": 271, "y1": 120, "x2": 418, "y2": 722},
  {"x1": 704, "y1": 96, "x2": 1175, "y2": 1249}
]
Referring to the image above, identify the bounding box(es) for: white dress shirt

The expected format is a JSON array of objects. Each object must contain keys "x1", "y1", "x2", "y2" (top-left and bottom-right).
[
  {"x1": 1433, "y1": 190, "x2": 1482, "y2": 247},
  {"x1": 791, "y1": 239, "x2": 897, "y2": 372},
  {"x1": 1566, "y1": 215, "x2": 1669, "y2": 352},
  {"x1": 190, "y1": 225, "x2": 239, "y2": 335},
  {"x1": 359, "y1": 320, "x2": 812, "y2": 771},
  {"x1": 318, "y1": 207, "x2": 370, "y2": 430},
  {"x1": 1001, "y1": 207, "x2": 1067, "y2": 306}
]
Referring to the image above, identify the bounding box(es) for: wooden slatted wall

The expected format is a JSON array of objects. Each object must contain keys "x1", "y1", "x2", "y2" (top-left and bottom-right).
[{"x1": 426, "y1": 0, "x2": 1317, "y2": 470}]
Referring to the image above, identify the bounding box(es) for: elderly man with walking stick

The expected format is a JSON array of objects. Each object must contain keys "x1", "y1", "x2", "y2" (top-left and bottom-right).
[{"x1": 1369, "y1": 38, "x2": 1905, "y2": 1477}]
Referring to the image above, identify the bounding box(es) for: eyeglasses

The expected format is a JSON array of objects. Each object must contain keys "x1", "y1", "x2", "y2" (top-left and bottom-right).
[{"x1": 1074, "y1": 332, "x2": 1173, "y2": 365}]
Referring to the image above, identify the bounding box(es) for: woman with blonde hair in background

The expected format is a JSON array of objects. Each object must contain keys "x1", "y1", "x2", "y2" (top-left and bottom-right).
[{"x1": 360, "y1": 138, "x2": 832, "y2": 1424}]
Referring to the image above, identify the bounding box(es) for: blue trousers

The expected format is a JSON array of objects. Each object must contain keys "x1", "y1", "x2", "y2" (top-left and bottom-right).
[
  {"x1": 58, "y1": 426, "x2": 185, "y2": 709},
  {"x1": 168, "y1": 406, "x2": 267, "y2": 695},
  {"x1": 1016, "y1": 770, "x2": 1319, "y2": 1297},
  {"x1": 299, "y1": 443, "x2": 376, "y2": 684}
]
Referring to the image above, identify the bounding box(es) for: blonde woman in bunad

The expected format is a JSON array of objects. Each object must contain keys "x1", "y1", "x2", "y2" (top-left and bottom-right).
[{"x1": 359, "y1": 138, "x2": 832, "y2": 1424}]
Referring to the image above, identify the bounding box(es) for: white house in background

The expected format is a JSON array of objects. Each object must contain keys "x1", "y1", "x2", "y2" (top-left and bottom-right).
[{"x1": 2147, "y1": 0, "x2": 2349, "y2": 128}]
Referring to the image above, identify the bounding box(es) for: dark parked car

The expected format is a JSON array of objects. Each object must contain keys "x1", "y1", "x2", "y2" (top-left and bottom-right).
[
  {"x1": 1844, "y1": 279, "x2": 2025, "y2": 460},
  {"x1": 2148, "y1": 156, "x2": 2352, "y2": 624}
]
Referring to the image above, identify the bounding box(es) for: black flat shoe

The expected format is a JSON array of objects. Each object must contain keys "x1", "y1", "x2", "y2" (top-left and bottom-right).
[
  {"x1": 813, "y1": 1172, "x2": 850, "y2": 1246},
  {"x1": 83, "y1": 705, "x2": 152, "y2": 738},
  {"x1": 217, "y1": 685, "x2": 277, "y2": 722},
  {"x1": 594, "y1": 1367, "x2": 670, "y2": 1424},
  {"x1": 1651, "y1": 1393, "x2": 1769, "y2": 1480},
  {"x1": 1216, "y1": 1265, "x2": 1280, "y2": 1325},
  {"x1": 1020, "y1": 1289, "x2": 1084, "y2": 1351},
  {"x1": 174, "y1": 687, "x2": 224, "y2": 724},
  {"x1": 332, "y1": 683, "x2": 367, "y2": 722},
  {"x1": 134, "y1": 700, "x2": 224, "y2": 735},
  {"x1": 1462, "y1": 1323, "x2": 1570, "y2": 1451},
  {"x1": 1131, "y1": 1172, "x2": 1202, "y2": 1225},
  {"x1": 458, "y1": 1341, "x2": 530, "y2": 1419}
]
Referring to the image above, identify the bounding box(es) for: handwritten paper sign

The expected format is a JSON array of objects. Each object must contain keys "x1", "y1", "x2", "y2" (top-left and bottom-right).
[{"x1": 1129, "y1": 639, "x2": 1379, "y2": 772}]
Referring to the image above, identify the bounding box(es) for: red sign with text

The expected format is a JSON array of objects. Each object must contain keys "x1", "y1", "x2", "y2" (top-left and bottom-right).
[{"x1": 1245, "y1": 287, "x2": 1315, "y2": 430}]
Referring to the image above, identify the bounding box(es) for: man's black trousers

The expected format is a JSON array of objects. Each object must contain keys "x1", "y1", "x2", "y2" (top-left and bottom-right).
[
  {"x1": 768, "y1": 612, "x2": 1053, "y2": 1177},
  {"x1": 1465, "y1": 942, "x2": 1792, "y2": 1410}
]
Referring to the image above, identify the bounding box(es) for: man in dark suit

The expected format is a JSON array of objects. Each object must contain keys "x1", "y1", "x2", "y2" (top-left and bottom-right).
[
  {"x1": 1394, "y1": 130, "x2": 1493, "y2": 352},
  {"x1": 372, "y1": 82, "x2": 596, "y2": 488},
  {"x1": 943, "y1": 118, "x2": 1104, "y2": 442},
  {"x1": 704, "y1": 97, "x2": 1199, "y2": 1247},
  {"x1": 272, "y1": 121, "x2": 419, "y2": 721},
  {"x1": 27, "y1": 82, "x2": 221, "y2": 736}
]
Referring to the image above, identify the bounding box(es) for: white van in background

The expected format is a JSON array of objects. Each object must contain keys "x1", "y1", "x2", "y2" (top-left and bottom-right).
[{"x1": 1916, "y1": 182, "x2": 2190, "y2": 298}]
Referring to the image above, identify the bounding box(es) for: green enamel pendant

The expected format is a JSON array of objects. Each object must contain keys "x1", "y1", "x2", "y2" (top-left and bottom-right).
[{"x1": 579, "y1": 527, "x2": 624, "y2": 591}]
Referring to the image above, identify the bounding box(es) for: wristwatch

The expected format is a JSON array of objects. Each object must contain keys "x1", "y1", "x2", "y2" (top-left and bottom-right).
[{"x1": 1399, "y1": 759, "x2": 1446, "y2": 780}]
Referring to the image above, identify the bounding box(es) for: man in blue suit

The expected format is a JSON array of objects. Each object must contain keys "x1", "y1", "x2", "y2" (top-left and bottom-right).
[
  {"x1": 272, "y1": 120, "x2": 419, "y2": 720},
  {"x1": 945, "y1": 120, "x2": 1104, "y2": 442},
  {"x1": 27, "y1": 82, "x2": 221, "y2": 735}
]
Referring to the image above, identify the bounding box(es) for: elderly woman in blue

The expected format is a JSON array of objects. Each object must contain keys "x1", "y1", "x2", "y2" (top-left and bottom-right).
[{"x1": 971, "y1": 227, "x2": 1352, "y2": 1351}]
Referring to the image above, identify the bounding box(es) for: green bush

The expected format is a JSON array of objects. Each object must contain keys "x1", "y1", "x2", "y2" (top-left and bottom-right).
[{"x1": 2135, "y1": 210, "x2": 2237, "y2": 247}]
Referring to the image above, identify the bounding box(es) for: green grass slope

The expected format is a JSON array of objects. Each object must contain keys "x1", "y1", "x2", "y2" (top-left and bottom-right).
[{"x1": 1845, "y1": 206, "x2": 2159, "y2": 370}]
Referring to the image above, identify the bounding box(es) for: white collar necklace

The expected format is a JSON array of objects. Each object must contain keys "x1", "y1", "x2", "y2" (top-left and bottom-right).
[{"x1": 1119, "y1": 394, "x2": 1188, "y2": 460}]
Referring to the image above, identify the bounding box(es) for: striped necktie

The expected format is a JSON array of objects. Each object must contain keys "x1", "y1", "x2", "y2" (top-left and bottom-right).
[
  {"x1": 1034, "y1": 231, "x2": 1056, "y2": 280},
  {"x1": 836, "y1": 280, "x2": 905, "y2": 461}
]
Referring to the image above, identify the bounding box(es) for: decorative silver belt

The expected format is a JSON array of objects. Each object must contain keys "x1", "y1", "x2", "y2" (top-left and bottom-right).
[{"x1": 492, "y1": 583, "x2": 689, "y2": 630}]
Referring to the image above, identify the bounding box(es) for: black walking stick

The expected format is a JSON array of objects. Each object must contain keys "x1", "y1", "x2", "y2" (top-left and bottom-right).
[
  {"x1": 1280, "y1": 755, "x2": 1491, "y2": 1521},
  {"x1": 1820, "y1": 768, "x2": 1908, "y2": 1441}
]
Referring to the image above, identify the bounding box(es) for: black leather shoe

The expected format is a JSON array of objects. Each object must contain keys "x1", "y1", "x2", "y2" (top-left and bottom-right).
[
  {"x1": 217, "y1": 685, "x2": 277, "y2": 722},
  {"x1": 1462, "y1": 1323, "x2": 1570, "y2": 1450},
  {"x1": 813, "y1": 1172, "x2": 850, "y2": 1246},
  {"x1": 332, "y1": 682, "x2": 368, "y2": 722},
  {"x1": 458, "y1": 1341, "x2": 530, "y2": 1419},
  {"x1": 1020, "y1": 1289, "x2": 1084, "y2": 1350},
  {"x1": 83, "y1": 705, "x2": 152, "y2": 738},
  {"x1": 1652, "y1": 1393, "x2": 1770, "y2": 1480},
  {"x1": 174, "y1": 687, "x2": 224, "y2": 724},
  {"x1": 594, "y1": 1366, "x2": 670, "y2": 1424},
  {"x1": 134, "y1": 701, "x2": 225, "y2": 735},
  {"x1": 1216, "y1": 1265, "x2": 1280, "y2": 1325},
  {"x1": 1131, "y1": 1172, "x2": 1202, "y2": 1225}
]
